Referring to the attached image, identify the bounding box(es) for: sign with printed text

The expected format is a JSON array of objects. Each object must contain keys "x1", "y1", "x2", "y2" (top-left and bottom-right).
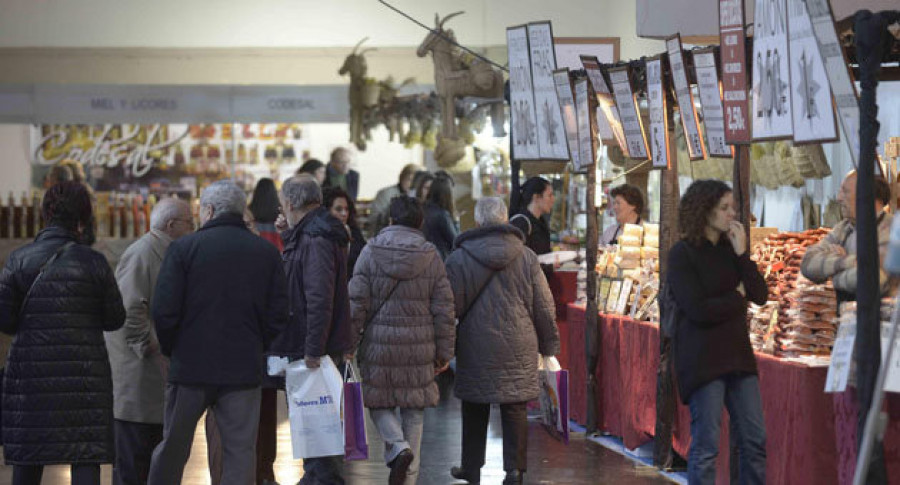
[
  {"x1": 574, "y1": 78, "x2": 595, "y2": 172},
  {"x1": 645, "y1": 56, "x2": 671, "y2": 168},
  {"x1": 693, "y1": 50, "x2": 733, "y2": 157},
  {"x1": 581, "y1": 56, "x2": 627, "y2": 147},
  {"x1": 719, "y1": 0, "x2": 752, "y2": 143},
  {"x1": 752, "y1": 0, "x2": 795, "y2": 140},
  {"x1": 608, "y1": 67, "x2": 649, "y2": 160},
  {"x1": 788, "y1": 0, "x2": 838, "y2": 144},
  {"x1": 553, "y1": 69, "x2": 581, "y2": 168},
  {"x1": 507, "y1": 26, "x2": 541, "y2": 160},
  {"x1": 580, "y1": 55, "x2": 625, "y2": 148},
  {"x1": 527, "y1": 22, "x2": 571, "y2": 160},
  {"x1": 667, "y1": 35, "x2": 707, "y2": 159},
  {"x1": 804, "y1": 0, "x2": 860, "y2": 165},
  {"x1": 825, "y1": 322, "x2": 855, "y2": 392}
]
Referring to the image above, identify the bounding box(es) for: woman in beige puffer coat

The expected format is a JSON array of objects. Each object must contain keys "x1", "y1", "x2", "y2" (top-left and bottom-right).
[{"x1": 349, "y1": 196, "x2": 455, "y2": 485}]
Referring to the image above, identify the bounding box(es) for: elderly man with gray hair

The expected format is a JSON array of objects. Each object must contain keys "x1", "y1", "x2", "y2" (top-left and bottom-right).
[
  {"x1": 106, "y1": 197, "x2": 194, "y2": 485},
  {"x1": 272, "y1": 175, "x2": 353, "y2": 485},
  {"x1": 147, "y1": 180, "x2": 289, "y2": 485},
  {"x1": 444, "y1": 197, "x2": 559, "y2": 485}
]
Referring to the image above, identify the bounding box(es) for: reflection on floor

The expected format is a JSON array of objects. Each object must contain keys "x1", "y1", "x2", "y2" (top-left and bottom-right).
[{"x1": 0, "y1": 376, "x2": 673, "y2": 484}]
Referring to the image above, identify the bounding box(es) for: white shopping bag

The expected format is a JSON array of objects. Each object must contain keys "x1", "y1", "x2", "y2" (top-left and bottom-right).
[{"x1": 285, "y1": 356, "x2": 345, "y2": 459}]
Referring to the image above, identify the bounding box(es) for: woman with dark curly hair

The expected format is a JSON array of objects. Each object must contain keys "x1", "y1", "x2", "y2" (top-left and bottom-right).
[
  {"x1": 323, "y1": 186, "x2": 366, "y2": 275},
  {"x1": 601, "y1": 184, "x2": 645, "y2": 245},
  {"x1": 0, "y1": 182, "x2": 125, "y2": 485},
  {"x1": 667, "y1": 179, "x2": 768, "y2": 484}
]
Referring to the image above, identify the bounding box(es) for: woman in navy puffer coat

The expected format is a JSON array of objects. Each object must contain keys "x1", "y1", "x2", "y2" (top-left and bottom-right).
[{"x1": 0, "y1": 182, "x2": 125, "y2": 485}]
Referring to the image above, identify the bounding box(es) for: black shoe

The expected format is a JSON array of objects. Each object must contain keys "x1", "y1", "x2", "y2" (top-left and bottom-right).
[
  {"x1": 450, "y1": 466, "x2": 480, "y2": 483},
  {"x1": 502, "y1": 470, "x2": 524, "y2": 485},
  {"x1": 389, "y1": 448, "x2": 414, "y2": 485}
]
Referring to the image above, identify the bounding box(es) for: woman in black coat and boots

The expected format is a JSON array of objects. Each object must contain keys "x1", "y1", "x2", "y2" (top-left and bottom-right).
[
  {"x1": 667, "y1": 180, "x2": 768, "y2": 485},
  {"x1": 0, "y1": 182, "x2": 126, "y2": 485}
]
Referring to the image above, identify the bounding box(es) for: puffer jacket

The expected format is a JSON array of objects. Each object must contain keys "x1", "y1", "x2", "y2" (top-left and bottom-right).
[
  {"x1": 271, "y1": 207, "x2": 352, "y2": 360},
  {"x1": 445, "y1": 224, "x2": 559, "y2": 404},
  {"x1": 0, "y1": 226, "x2": 125, "y2": 465},
  {"x1": 349, "y1": 225, "x2": 455, "y2": 408}
]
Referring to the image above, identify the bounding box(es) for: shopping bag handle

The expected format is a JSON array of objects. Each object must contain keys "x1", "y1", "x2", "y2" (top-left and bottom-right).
[{"x1": 343, "y1": 360, "x2": 359, "y2": 383}]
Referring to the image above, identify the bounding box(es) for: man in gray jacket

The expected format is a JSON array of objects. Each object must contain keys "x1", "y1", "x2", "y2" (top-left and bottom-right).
[
  {"x1": 445, "y1": 197, "x2": 560, "y2": 485},
  {"x1": 106, "y1": 197, "x2": 194, "y2": 485}
]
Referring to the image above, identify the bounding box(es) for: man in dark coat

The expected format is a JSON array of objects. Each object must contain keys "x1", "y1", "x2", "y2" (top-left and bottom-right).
[
  {"x1": 445, "y1": 197, "x2": 560, "y2": 485},
  {"x1": 274, "y1": 175, "x2": 353, "y2": 485},
  {"x1": 0, "y1": 182, "x2": 126, "y2": 485},
  {"x1": 322, "y1": 147, "x2": 360, "y2": 202},
  {"x1": 147, "y1": 180, "x2": 289, "y2": 485}
]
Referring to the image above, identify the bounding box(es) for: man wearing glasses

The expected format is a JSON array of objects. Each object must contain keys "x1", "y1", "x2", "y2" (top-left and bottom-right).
[{"x1": 106, "y1": 197, "x2": 195, "y2": 485}]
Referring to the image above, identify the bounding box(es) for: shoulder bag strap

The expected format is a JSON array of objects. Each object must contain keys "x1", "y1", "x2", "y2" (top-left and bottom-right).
[
  {"x1": 358, "y1": 277, "x2": 401, "y2": 342},
  {"x1": 456, "y1": 247, "x2": 500, "y2": 325},
  {"x1": 509, "y1": 214, "x2": 532, "y2": 236},
  {"x1": 19, "y1": 241, "x2": 74, "y2": 316}
]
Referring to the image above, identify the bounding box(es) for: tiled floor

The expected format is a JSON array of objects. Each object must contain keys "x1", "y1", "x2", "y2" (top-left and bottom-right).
[{"x1": 0, "y1": 376, "x2": 673, "y2": 484}]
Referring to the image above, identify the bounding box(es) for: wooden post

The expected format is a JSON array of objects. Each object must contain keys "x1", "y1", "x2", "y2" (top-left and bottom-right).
[
  {"x1": 733, "y1": 145, "x2": 751, "y2": 236},
  {"x1": 654, "y1": 106, "x2": 679, "y2": 469},
  {"x1": 585, "y1": 82, "x2": 601, "y2": 433}
]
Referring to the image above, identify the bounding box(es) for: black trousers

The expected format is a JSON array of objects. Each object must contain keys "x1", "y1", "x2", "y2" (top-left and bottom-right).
[
  {"x1": 461, "y1": 400, "x2": 528, "y2": 473},
  {"x1": 13, "y1": 464, "x2": 100, "y2": 485},
  {"x1": 114, "y1": 419, "x2": 164, "y2": 485}
]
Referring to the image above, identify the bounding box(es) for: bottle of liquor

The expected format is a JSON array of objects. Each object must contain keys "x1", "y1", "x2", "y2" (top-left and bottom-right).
[
  {"x1": 143, "y1": 195, "x2": 152, "y2": 234},
  {"x1": 0, "y1": 194, "x2": 9, "y2": 239},
  {"x1": 118, "y1": 194, "x2": 129, "y2": 239},
  {"x1": 32, "y1": 191, "x2": 42, "y2": 234},
  {"x1": 12, "y1": 191, "x2": 23, "y2": 239},
  {"x1": 24, "y1": 191, "x2": 35, "y2": 238},
  {"x1": 132, "y1": 194, "x2": 144, "y2": 238},
  {"x1": 108, "y1": 191, "x2": 118, "y2": 238}
]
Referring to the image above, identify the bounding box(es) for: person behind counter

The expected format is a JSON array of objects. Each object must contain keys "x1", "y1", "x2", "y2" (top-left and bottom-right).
[
  {"x1": 510, "y1": 177, "x2": 554, "y2": 257},
  {"x1": 601, "y1": 184, "x2": 645, "y2": 245},
  {"x1": 667, "y1": 179, "x2": 768, "y2": 485},
  {"x1": 801, "y1": 171, "x2": 893, "y2": 309}
]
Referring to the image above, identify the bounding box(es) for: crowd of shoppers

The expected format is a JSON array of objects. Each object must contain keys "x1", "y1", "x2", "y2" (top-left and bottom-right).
[{"x1": 0, "y1": 155, "x2": 566, "y2": 485}]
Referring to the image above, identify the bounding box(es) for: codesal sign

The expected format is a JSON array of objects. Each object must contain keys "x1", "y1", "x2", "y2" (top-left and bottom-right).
[
  {"x1": 32, "y1": 124, "x2": 189, "y2": 178},
  {"x1": 718, "y1": 0, "x2": 752, "y2": 144}
]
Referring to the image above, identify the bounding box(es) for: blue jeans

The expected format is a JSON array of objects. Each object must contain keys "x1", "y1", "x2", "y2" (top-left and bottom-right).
[{"x1": 688, "y1": 374, "x2": 766, "y2": 485}]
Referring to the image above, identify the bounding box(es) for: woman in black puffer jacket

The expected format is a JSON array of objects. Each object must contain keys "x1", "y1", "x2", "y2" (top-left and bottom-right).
[{"x1": 0, "y1": 182, "x2": 125, "y2": 485}]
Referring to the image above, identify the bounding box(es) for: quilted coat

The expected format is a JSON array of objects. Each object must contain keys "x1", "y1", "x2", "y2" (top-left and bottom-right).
[
  {"x1": 444, "y1": 224, "x2": 559, "y2": 404},
  {"x1": 0, "y1": 226, "x2": 126, "y2": 465},
  {"x1": 349, "y1": 225, "x2": 455, "y2": 409}
]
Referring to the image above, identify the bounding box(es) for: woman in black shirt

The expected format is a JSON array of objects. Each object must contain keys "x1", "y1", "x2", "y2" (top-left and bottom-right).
[
  {"x1": 510, "y1": 177, "x2": 554, "y2": 279},
  {"x1": 667, "y1": 180, "x2": 768, "y2": 484}
]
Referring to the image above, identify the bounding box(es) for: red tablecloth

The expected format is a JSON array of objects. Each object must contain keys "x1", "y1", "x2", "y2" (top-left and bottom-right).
[{"x1": 563, "y1": 303, "x2": 900, "y2": 485}]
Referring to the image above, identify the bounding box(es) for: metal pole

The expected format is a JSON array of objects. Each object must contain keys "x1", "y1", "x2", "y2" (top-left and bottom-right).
[
  {"x1": 585, "y1": 84, "x2": 600, "y2": 434},
  {"x1": 854, "y1": 296, "x2": 900, "y2": 485}
]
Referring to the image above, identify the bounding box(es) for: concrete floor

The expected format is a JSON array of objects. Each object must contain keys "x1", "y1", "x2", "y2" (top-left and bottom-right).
[{"x1": 0, "y1": 376, "x2": 673, "y2": 484}]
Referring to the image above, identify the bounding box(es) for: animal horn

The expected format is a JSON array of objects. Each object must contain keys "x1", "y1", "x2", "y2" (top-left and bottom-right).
[
  {"x1": 352, "y1": 37, "x2": 369, "y2": 54},
  {"x1": 438, "y1": 11, "x2": 465, "y2": 29}
]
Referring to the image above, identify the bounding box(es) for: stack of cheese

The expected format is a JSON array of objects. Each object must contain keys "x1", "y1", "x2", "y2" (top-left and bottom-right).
[
  {"x1": 614, "y1": 223, "x2": 643, "y2": 276},
  {"x1": 776, "y1": 276, "x2": 837, "y2": 357},
  {"x1": 642, "y1": 223, "x2": 660, "y2": 273}
]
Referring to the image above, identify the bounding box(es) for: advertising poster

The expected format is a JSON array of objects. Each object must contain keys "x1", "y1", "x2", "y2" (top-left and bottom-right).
[
  {"x1": 788, "y1": 0, "x2": 838, "y2": 143},
  {"x1": 608, "y1": 67, "x2": 650, "y2": 160},
  {"x1": 527, "y1": 22, "x2": 571, "y2": 160},
  {"x1": 507, "y1": 26, "x2": 541, "y2": 160},
  {"x1": 694, "y1": 50, "x2": 733, "y2": 157},
  {"x1": 667, "y1": 35, "x2": 707, "y2": 159},
  {"x1": 752, "y1": 0, "x2": 794, "y2": 140},
  {"x1": 645, "y1": 56, "x2": 671, "y2": 168}
]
